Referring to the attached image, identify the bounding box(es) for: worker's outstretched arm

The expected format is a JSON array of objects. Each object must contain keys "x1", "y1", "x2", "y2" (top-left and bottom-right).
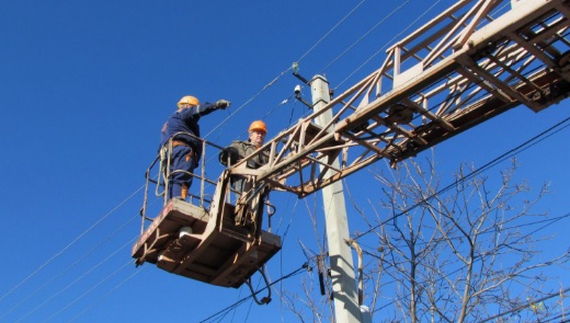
[{"x1": 184, "y1": 99, "x2": 231, "y2": 118}]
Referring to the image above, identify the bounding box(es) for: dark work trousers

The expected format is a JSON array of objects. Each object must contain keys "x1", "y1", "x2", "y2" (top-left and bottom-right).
[{"x1": 168, "y1": 145, "x2": 197, "y2": 199}]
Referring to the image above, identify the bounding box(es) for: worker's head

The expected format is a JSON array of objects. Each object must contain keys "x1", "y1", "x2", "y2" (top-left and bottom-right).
[
  {"x1": 248, "y1": 120, "x2": 267, "y2": 148},
  {"x1": 177, "y1": 95, "x2": 200, "y2": 110}
]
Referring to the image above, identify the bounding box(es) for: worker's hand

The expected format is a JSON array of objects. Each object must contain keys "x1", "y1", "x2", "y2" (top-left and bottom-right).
[
  {"x1": 215, "y1": 99, "x2": 231, "y2": 109},
  {"x1": 219, "y1": 146, "x2": 239, "y2": 165}
]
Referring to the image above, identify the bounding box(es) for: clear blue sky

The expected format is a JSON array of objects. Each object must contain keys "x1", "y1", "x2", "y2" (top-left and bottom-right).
[{"x1": 2, "y1": 1, "x2": 570, "y2": 322}]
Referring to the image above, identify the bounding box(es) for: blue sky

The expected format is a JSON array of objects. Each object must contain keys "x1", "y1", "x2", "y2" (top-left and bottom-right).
[{"x1": 2, "y1": 1, "x2": 570, "y2": 322}]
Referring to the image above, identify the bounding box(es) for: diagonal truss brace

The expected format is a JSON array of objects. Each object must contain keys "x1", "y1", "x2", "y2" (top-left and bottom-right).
[{"x1": 230, "y1": 0, "x2": 570, "y2": 199}]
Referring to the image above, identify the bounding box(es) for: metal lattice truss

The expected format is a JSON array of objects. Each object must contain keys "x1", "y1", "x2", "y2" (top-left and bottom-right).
[{"x1": 231, "y1": 0, "x2": 570, "y2": 198}]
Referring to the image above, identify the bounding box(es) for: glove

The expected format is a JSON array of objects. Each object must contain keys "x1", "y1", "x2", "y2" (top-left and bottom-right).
[
  {"x1": 215, "y1": 99, "x2": 231, "y2": 109},
  {"x1": 219, "y1": 146, "x2": 239, "y2": 166}
]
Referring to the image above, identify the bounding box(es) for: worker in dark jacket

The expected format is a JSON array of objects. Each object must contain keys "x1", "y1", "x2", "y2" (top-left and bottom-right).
[
  {"x1": 220, "y1": 120, "x2": 269, "y2": 192},
  {"x1": 161, "y1": 95, "x2": 230, "y2": 200}
]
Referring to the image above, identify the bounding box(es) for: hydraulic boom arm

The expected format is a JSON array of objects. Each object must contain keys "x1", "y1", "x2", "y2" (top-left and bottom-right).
[{"x1": 230, "y1": 0, "x2": 570, "y2": 198}]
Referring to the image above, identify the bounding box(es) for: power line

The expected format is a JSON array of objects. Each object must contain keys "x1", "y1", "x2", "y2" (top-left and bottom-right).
[
  {"x1": 297, "y1": 0, "x2": 368, "y2": 64},
  {"x1": 334, "y1": 0, "x2": 445, "y2": 90},
  {"x1": 196, "y1": 263, "x2": 309, "y2": 323},
  {"x1": 366, "y1": 210, "x2": 570, "y2": 318},
  {"x1": 0, "y1": 214, "x2": 139, "y2": 321},
  {"x1": 478, "y1": 286, "x2": 570, "y2": 323},
  {"x1": 319, "y1": 0, "x2": 414, "y2": 74},
  {"x1": 66, "y1": 266, "x2": 146, "y2": 323},
  {"x1": 352, "y1": 115, "x2": 570, "y2": 241},
  {"x1": 203, "y1": 68, "x2": 293, "y2": 139},
  {"x1": 12, "y1": 2, "x2": 567, "y2": 322},
  {"x1": 356, "y1": 211, "x2": 570, "y2": 261},
  {"x1": 14, "y1": 237, "x2": 136, "y2": 323},
  {"x1": 205, "y1": 0, "x2": 371, "y2": 139},
  {"x1": 41, "y1": 259, "x2": 135, "y2": 323},
  {"x1": 0, "y1": 184, "x2": 144, "y2": 305}
]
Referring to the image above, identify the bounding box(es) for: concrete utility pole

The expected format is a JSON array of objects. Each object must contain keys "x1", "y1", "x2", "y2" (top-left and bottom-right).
[{"x1": 310, "y1": 75, "x2": 366, "y2": 323}]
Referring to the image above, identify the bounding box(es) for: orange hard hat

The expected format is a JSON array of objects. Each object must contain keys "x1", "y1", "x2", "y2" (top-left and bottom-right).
[
  {"x1": 177, "y1": 95, "x2": 200, "y2": 108},
  {"x1": 248, "y1": 120, "x2": 267, "y2": 134}
]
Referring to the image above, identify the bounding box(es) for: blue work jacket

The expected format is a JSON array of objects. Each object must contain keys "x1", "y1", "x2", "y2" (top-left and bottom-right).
[{"x1": 160, "y1": 102, "x2": 218, "y2": 158}]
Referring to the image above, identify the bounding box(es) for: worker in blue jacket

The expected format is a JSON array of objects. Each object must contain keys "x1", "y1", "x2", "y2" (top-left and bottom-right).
[{"x1": 160, "y1": 95, "x2": 230, "y2": 201}]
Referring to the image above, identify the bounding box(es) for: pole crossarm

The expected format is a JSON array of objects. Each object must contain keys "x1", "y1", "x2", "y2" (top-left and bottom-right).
[{"x1": 230, "y1": 0, "x2": 570, "y2": 198}]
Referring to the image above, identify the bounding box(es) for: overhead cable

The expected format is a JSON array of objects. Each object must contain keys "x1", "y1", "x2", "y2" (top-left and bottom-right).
[
  {"x1": 196, "y1": 263, "x2": 309, "y2": 323},
  {"x1": 297, "y1": 0, "x2": 368, "y2": 64},
  {"x1": 0, "y1": 214, "x2": 139, "y2": 321},
  {"x1": 352, "y1": 115, "x2": 570, "y2": 241},
  {"x1": 14, "y1": 238, "x2": 137, "y2": 323},
  {"x1": 335, "y1": 0, "x2": 445, "y2": 90},
  {"x1": 204, "y1": 0, "x2": 369, "y2": 139},
  {"x1": 319, "y1": 0, "x2": 413, "y2": 74},
  {"x1": 0, "y1": 184, "x2": 145, "y2": 305},
  {"x1": 66, "y1": 267, "x2": 146, "y2": 323}
]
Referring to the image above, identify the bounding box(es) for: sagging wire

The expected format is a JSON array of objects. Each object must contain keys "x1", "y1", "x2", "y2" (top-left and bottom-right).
[
  {"x1": 296, "y1": 0, "x2": 368, "y2": 64},
  {"x1": 15, "y1": 238, "x2": 137, "y2": 323},
  {"x1": 45, "y1": 258, "x2": 136, "y2": 323},
  {"x1": 319, "y1": 0, "x2": 414, "y2": 74},
  {"x1": 196, "y1": 263, "x2": 310, "y2": 323},
  {"x1": 365, "y1": 211, "x2": 570, "y2": 318},
  {"x1": 66, "y1": 266, "x2": 146, "y2": 323},
  {"x1": 204, "y1": 69, "x2": 293, "y2": 139},
  {"x1": 0, "y1": 183, "x2": 145, "y2": 305},
  {"x1": 351, "y1": 115, "x2": 570, "y2": 241},
  {"x1": 204, "y1": 0, "x2": 369, "y2": 141},
  {"x1": 244, "y1": 265, "x2": 272, "y2": 305},
  {"x1": 0, "y1": 213, "x2": 140, "y2": 321},
  {"x1": 334, "y1": 0, "x2": 446, "y2": 91}
]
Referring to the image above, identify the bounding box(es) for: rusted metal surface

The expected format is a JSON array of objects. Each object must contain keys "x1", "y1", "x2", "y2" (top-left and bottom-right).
[
  {"x1": 134, "y1": 0, "x2": 570, "y2": 290},
  {"x1": 133, "y1": 198, "x2": 281, "y2": 288},
  {"x1": 230, "y1": 0, "x2": 570, "y2": 199}
]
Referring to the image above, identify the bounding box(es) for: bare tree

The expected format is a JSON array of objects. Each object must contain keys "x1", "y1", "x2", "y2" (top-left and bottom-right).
[
  {"x1": 362, "y1": 157, "x2": 570, "y2": 322},
  {"x1": 279, "y1": 155, "x2": 570, "y2": 322}
]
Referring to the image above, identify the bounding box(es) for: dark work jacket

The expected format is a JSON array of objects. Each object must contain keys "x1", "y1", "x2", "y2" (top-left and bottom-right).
[
  {"x1": 224, "y1": 140, "x2": 270, "y2": 192},
  {"x1": 228, "y1": 140, "x2": 270, "y2": 169},
  {"x1": 159, "y1": 102, "x2": 218, "y2": 160}
]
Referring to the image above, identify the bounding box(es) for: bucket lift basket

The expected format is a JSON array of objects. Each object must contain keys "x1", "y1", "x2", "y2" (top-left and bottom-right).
[{"x1": 132, "y1": 137, "x2": 281, "y2": 289}]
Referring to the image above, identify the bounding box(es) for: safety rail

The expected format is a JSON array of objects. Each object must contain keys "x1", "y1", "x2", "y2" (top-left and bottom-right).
[
  {"x1": 133, "y1": 133, "x2": 282, "y2": 290},
  {"x1": 131, "y1": 0, "x2": 570, "y2": 301},
  {"x1": 139, "y1": 132, "x2": 228, "y2": 234}
]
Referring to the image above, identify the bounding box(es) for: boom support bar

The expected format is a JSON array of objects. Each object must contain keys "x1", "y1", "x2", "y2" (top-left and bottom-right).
[{"x1": 230, "y1": 0, "x2": 570, "y2": 198}]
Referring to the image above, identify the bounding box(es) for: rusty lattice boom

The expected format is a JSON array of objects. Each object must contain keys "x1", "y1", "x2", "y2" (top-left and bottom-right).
[
  {"x1": 134, "y1": 0, "x2": 570, "y2": 293},
  {"x1": 231, "y1": 0, "x2": 570, "y2": 199}
]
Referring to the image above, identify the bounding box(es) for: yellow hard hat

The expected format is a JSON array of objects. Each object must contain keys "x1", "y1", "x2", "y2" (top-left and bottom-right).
[
  {"x1": 248, "y1": 120, "x2": 267, "y2": 134},
  {"x1": 177, "y1": 95, "x2": 200, "y2": 108}
]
